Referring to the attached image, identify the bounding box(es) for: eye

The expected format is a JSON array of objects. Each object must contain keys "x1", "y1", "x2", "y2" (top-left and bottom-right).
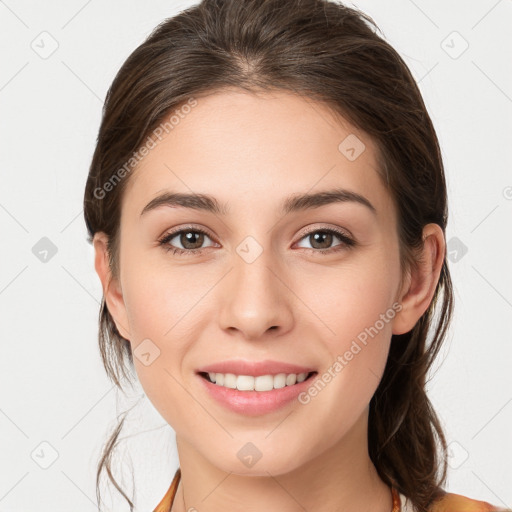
[
  {"x1": 158, "y1": 225, "x2": 356, "y2": 257},
  {"x1": 295, "y1": 227, "x2": 356, "y2": 254},
  {"x1": 157, "y1": 226, "x2": 218, "y2": 256}
]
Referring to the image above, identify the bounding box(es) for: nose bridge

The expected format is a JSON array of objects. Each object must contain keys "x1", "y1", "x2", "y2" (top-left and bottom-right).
[{"x1": 217, "y1": 237, "x2": 293, "y2": 339}]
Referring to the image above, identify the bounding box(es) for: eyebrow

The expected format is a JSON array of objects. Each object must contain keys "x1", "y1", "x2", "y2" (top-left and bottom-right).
[{"x1": 140, "y1": 187, "x2": 377, "y2": 218}]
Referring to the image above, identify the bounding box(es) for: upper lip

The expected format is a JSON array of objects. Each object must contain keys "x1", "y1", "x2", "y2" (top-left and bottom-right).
[{"x1": 196, "y1": 359, "x2": 316, "y2": 377}]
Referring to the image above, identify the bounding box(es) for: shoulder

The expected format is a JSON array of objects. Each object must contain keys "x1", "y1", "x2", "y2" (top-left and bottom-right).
[{"x1": 428, "y1": 491, "x2": 511, "y2": 512}]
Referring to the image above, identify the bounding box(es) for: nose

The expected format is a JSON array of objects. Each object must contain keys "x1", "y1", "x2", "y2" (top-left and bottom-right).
[{"x1": 217, "y1": 245, "x2": 295, "y2": 341}]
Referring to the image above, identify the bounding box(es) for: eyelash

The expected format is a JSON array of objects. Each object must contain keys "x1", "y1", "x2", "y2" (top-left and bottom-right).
[{"x1": 157, "y1": 225, "x2": 356, "y2": 257}]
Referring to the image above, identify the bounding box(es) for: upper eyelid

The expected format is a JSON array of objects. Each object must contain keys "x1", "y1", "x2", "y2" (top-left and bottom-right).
[
  {"x1": 163, "y1": 224, "x2": 217, "y2": 242},
  {"x1": 297, "y1": 223, "x2": 353, "y2": 239}
]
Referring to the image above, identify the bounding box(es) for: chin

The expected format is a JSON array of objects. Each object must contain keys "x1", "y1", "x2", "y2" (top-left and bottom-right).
[{"x1": 206, "y1": 443, "x2": 308, "y2": 478}]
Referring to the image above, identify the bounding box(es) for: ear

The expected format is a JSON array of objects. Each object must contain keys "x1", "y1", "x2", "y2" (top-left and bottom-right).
[
  {"x1": 93, "y1": 232, "x2": 131, "y2": 340},
  {"x1": 392, "y1": 223, "x2": 446, "y2": 335}
]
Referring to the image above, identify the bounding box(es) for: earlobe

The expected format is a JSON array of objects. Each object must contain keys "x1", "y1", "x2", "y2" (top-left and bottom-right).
[
  {"x1": 392, "y1": 224, "x2": 445, "y2": 335},
  {"x1": 93, "y1": 232, "x2": 131, "y2": 340}
]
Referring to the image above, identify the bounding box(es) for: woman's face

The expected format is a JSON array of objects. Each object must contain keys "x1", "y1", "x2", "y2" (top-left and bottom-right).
[{"x1": 102, "y1": 89, "x2": 411, "y2": 475}]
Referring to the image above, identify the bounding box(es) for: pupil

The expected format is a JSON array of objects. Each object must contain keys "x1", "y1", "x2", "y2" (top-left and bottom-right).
[
  {"x1": 312, "y1": 232, "x2": 332, "y2": 249},
  {"x1": 182, "y1": 231, "x2": 204, "y2": 249}
]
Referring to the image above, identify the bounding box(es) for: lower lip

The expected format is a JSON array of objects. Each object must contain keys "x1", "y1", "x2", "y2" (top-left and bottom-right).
[{"x1": 197, "y1": 373, "x2": 317, "y2": 416}]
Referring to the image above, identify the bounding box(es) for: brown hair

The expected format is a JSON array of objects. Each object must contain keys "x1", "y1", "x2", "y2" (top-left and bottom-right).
[{"x1": 83, "y1": 0, "x2": 453, "y2": 510}]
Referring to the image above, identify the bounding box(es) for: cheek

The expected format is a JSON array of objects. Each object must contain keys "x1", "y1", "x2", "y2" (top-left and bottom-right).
[
  {"x1": 291, "y1": 251, "x2": 399, "y2": 413},
  {"x1": 121, "y1": 253, "x2": 209, "y2": 340},
  {"x1": 295, "y1": 268, "x2": 397, "y2": 445},
  {"x1": 122, "y1": 273, "x2": 193, "y2": 430},
  {"x1": 119, "y1": 256, "x2": 217, "y2": 424},
  {"x1": 294, "y1": 251, "x2": 400, "y2": 348}
]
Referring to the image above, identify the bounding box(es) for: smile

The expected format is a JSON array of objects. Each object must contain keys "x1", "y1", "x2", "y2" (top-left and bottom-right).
[{"x1": 199, "y1": 371, "x2": 316, "y2": 391}]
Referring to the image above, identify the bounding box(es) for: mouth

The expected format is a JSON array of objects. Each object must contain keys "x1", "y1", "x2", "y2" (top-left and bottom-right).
[{"x1": 197, "y1": 370, "x2": 318, "y2": 391}]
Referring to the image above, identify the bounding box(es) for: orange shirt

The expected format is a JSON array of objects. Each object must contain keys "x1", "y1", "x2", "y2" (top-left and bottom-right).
[{"x1": 153, "y1": 468, "x2": 511, "y2": 512}]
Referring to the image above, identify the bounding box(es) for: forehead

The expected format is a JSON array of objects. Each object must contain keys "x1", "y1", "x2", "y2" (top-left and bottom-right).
[{"x1": 121, "y1": 88, "x2": 393, "y2": 222}]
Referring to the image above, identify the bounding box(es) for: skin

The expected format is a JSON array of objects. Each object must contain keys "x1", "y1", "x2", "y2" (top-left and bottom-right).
[{"x1": 94, "y1": 88, "x2": 445, "y2": 512}]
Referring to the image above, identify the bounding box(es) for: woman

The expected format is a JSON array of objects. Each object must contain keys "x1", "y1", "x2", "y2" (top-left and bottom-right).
[{"x1": 83, "y1": 0, "x2": 510, "y2": 511}]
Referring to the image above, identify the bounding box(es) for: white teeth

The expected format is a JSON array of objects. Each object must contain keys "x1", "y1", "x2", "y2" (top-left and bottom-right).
[
  {"x1": 206, "y1": 371, "x2": 311, "y2": 391},
  {"x1": 238, "y1": 375, "x2": 256, "y2": 391},
  {"x1": 254, "y1": 375, "x2": 272, "y2": 391},
  {"x1": 224, "y1": 373, "x2": 237, "y2": 389},
  {"x1": 286, "y1": 373, "x2": 297, "y2": 386},
  {"x1": 273, "y1": 373, "x2": 286, "y2": 389}
]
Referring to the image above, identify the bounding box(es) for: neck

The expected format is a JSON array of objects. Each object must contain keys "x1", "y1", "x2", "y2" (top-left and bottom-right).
[{"x1": 171, "y1": 409, "x2": 392, "y2": 512}]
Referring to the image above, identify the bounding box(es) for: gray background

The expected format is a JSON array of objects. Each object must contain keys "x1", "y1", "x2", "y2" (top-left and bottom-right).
[{"x1": 1, "y1": 0, "x2": 511, "y2": 510}]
